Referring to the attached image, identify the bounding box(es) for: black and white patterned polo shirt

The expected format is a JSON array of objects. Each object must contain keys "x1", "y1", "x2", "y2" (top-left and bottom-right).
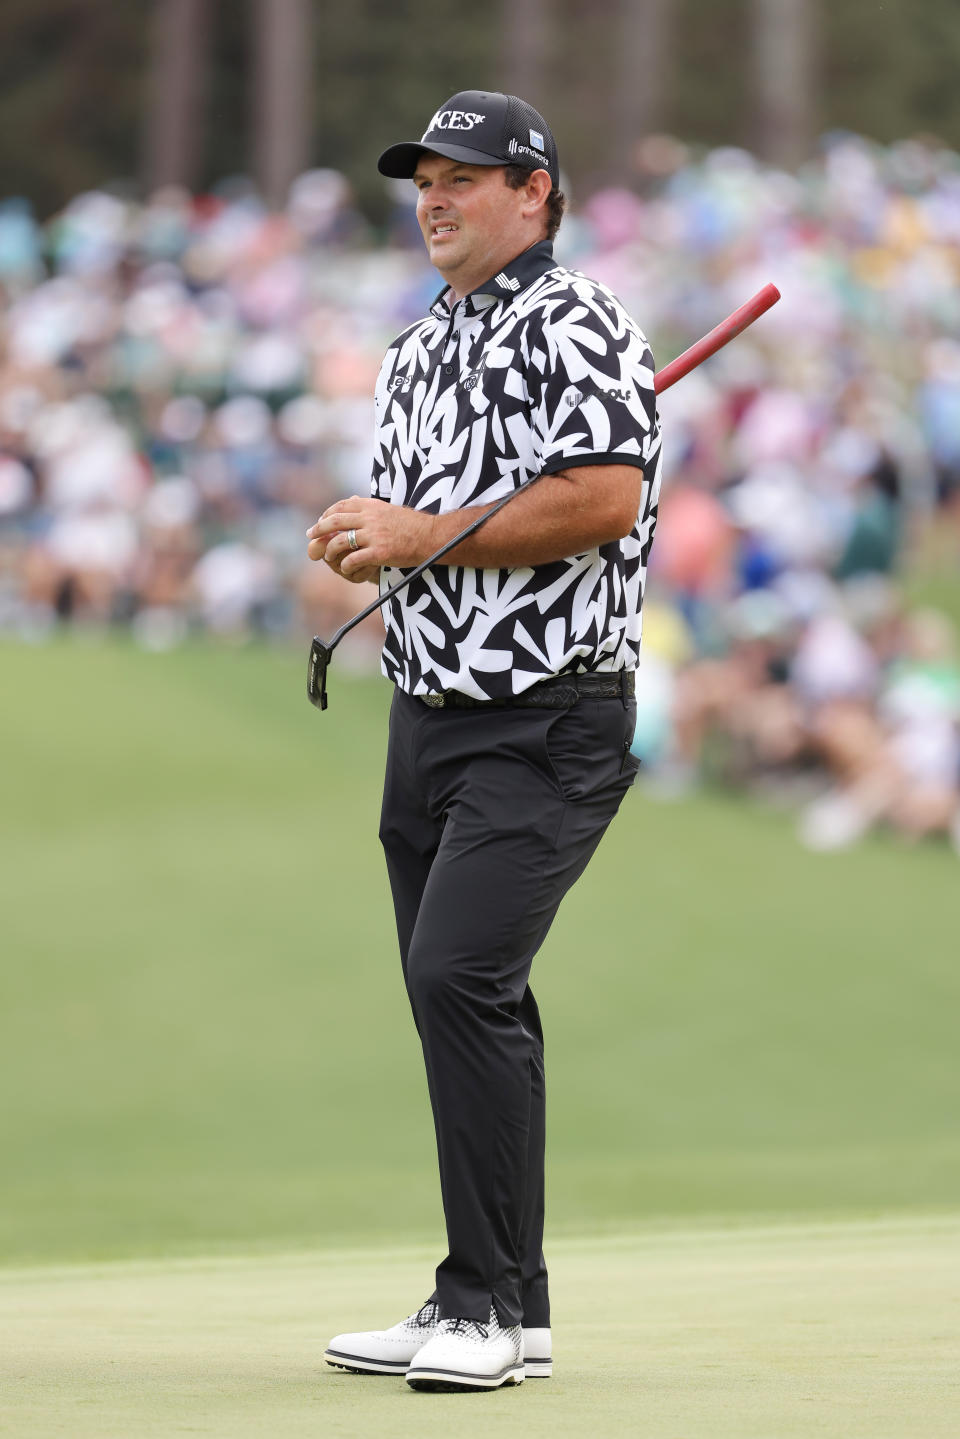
[{"x1": 371, "y1": 239, "x2": 662, "y2": 699}]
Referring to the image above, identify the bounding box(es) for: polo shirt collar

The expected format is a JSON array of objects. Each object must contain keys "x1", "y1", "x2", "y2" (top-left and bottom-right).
[{"x1": 429, "y1": 240, "x2": 555, "y2": 320}]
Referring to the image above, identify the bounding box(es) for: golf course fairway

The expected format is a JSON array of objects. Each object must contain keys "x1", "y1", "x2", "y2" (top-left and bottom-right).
[
  {"x1": 2, "y1": 1215, "x2": 957, "y2": 1438},
  {"x1": 3, "y1": 640, "x2": 959, "y2": 1434}
]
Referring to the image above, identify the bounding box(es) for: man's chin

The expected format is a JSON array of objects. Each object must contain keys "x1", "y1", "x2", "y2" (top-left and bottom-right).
[{"x1": 429, "y1": 237, "x2": 465, "y2": 265}]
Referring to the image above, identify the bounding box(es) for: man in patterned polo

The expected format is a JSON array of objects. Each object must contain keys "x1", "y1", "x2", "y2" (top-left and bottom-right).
[{"x1": 308, "y1": 91, "x2": 662, "y2": 1392}]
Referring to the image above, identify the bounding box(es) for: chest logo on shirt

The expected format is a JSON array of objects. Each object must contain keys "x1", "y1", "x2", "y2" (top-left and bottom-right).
[{"x1": 458, "y1": 355, "x2": 489, "y2": 392}]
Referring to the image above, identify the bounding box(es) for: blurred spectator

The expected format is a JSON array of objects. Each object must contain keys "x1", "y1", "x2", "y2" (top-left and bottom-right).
[{"x1": 2, "y1": 134, "x2": 960, "y2": 850}]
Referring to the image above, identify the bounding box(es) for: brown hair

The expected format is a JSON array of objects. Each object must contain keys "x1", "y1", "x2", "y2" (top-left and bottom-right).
[{"x1": 503, "y1": 163, "x2": 566, "y2": 242}]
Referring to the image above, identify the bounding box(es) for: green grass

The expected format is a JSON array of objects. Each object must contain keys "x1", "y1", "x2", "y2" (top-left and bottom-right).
[
  {"x1": 1, "y1": 1217, "x2": 957, "y2": 1438},
  {"x1": 903, "y1": 543, "x2": 960, "y2": 632},
  {"x1": 1, "y1": 636, "x2": 959, "y2": 1268}
]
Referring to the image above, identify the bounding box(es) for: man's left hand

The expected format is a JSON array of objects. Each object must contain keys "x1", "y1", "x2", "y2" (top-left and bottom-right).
[{"x1": 307, "y1": 497, "x2": 437, "y2": 578}]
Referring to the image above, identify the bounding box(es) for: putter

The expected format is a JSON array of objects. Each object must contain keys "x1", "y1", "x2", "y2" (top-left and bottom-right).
[{"x1": 307, "y1": 282, "x2": 781, "y2": 710}]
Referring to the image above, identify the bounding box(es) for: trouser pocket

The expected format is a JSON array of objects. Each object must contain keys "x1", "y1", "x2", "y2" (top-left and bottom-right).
[{"x1": 544, "y1": 696, "x2": 638, "y2": 800}]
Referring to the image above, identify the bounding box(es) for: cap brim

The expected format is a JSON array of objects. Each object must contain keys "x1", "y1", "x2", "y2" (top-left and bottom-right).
[{"x1": 377, "y1": 140, "x2": 506, "y2": 179}]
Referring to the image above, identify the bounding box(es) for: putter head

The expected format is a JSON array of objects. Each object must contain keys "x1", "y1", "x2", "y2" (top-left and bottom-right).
[{"x1": 307, "y1": 637, "x2": 331, "y2": 711}]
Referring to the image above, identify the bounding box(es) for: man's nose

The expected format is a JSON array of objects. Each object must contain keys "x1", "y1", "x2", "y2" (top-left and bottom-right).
[{"x1": 422, "y1": 186, "x2": 451, "y2": 209}]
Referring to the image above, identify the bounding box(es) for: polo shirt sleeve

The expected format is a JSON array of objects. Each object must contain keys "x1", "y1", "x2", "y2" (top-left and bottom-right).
[{"x1": 529, "y1": 286, "x2": 657, "y2": 478}]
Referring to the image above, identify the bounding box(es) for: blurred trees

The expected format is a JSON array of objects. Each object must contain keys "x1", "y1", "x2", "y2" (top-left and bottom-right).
[
  {"x1": 252, "y1": 0, "x2": 312, "y2": 207},
  {"x1": 0, "y1": 0, "x2": 144, "y2": 216},
  {"x1": 613, "y1": 0, "x2": 675, "y2": 179},
  {"x1": 144, "y1": 0, "x2": 211, "y2": 192},
  {"x1": 752, "y1": 0, "x2": 817, "y2": 169},
  {"x1": 2, "y1": 0, "x2": 960, "y2": 217},
  {"x1": 501, "y1": 0, "x2": 549, "y2": 112}
]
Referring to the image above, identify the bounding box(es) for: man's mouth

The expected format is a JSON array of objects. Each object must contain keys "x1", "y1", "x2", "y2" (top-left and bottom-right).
[{"x1": 432, "y1": 224, "x2": 459, "y2": 236}]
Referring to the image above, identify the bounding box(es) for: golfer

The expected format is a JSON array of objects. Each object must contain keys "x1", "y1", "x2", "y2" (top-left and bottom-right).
[{"x1": 308, "y1": 90, "x2": 662, "y2": 1392}]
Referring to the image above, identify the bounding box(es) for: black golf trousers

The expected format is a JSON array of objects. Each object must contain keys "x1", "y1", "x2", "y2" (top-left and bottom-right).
[{"x1": 379, "y1": 682, "x2": 639, "y2": 1328}]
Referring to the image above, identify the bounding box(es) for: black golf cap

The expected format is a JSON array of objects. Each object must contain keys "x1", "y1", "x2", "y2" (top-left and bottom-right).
[{"x1": 378, "y1": 90, "x2": 559, "y2": 189}]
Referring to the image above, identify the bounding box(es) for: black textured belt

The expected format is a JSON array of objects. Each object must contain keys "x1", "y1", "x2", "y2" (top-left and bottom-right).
[{"x1": 416, "y1": 670, "x2": 635, "y2": 710}]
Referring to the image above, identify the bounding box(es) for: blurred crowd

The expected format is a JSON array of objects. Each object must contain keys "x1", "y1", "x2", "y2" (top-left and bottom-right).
[{"x1": 2, "y1": 134, "x2": 960, "y2": 850}]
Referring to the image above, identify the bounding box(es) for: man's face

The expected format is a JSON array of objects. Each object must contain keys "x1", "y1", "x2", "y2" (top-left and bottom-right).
[{"x1": 413, "y1": 153, "x2": 541, "y2": 296}]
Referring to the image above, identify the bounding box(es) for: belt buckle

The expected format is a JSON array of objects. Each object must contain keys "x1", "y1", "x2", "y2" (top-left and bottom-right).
[{"x1": 423, "y1": 692, "x2": 446, "y2": 708}]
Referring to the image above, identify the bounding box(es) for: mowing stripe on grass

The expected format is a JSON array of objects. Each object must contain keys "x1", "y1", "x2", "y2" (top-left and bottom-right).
[{"x1": 1, "y1": 1216, "x2": 957, "y2": 1439}]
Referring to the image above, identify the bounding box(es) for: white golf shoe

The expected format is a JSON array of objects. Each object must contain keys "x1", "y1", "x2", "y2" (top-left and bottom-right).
[
  {"x1": 324, "y1": 1299, "x2": 441, "y2": 1375},
  {"x1": 522, "y1": 1326, "x2": 553, "y2": 1378},
  {"x1": 406, "y1": 1308, "x2": 524, "y2": 1391},
  {"x1": 324, "y1": 1301, "x2": 552, "y2": 1380}
]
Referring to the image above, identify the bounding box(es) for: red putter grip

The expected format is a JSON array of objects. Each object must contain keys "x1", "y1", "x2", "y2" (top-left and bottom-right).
[{"x1": 653, "y1": 283, "x2": 781, "y2": 395}]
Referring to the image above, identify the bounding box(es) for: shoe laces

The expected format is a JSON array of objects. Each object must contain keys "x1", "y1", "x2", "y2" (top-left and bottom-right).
[
  {"x1": 413, "y1": 1299, "x2": 440, "y2": 1328},
  {"x1": 442, "y1": 1316, "x2": 490, "y2": 1340}
]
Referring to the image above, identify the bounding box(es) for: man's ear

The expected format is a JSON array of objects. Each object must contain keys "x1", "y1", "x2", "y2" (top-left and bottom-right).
[{"x1": 521, "y1": 168, "x2": 553, "y2": 222}]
